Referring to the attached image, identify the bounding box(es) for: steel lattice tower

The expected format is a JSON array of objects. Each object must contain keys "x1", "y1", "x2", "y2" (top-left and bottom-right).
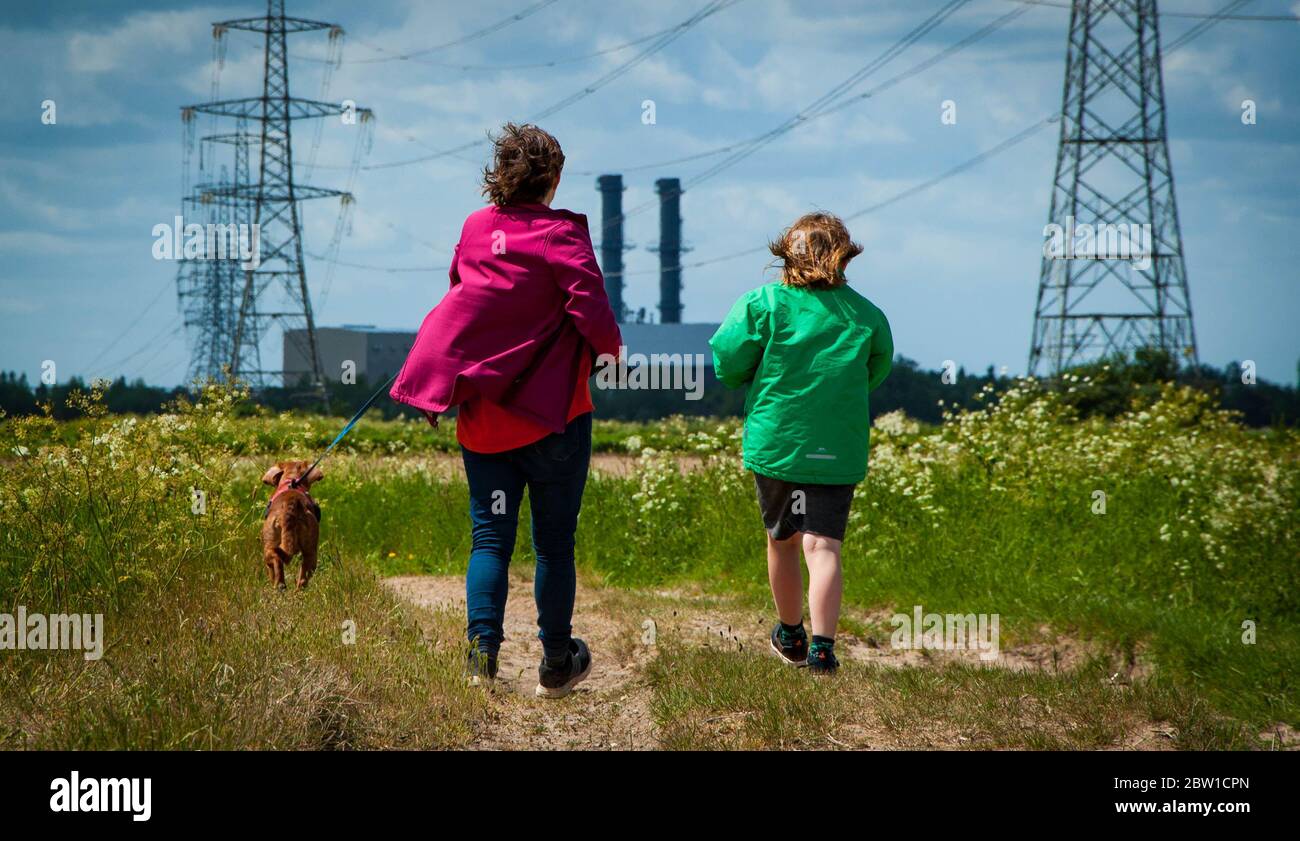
[
  {"x1": 184, "y1": 0, "x2": 362, "y2": 394},
  {"x1": 177, "y1": 126, "x2": 256, "y2": 383},
  {"x1": 1029, "y1": 0, "x2": 1197, "y2": 375}
]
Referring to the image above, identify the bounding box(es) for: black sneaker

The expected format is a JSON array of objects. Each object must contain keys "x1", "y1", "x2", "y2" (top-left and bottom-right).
[
  {"x1": 807, "y1": 645, "x2": 839, "y2": 675},
  {"x1": 770, "y1": 623, "x2": 809, "y2": 666},
  {"x1": 535, "y1": 638, "x2": 592, "y2": 699},
  {"x1": 466, "y1": 648, "x2": 498, "y2": 687}
]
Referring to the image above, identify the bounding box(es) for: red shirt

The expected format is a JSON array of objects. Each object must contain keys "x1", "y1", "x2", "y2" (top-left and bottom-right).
[
  {"x1": 390, "y1": 204, "x2": 622, "y2": 433},
  {"x1": 457, "y1": 353, "x2": 593, "y2": 454}
]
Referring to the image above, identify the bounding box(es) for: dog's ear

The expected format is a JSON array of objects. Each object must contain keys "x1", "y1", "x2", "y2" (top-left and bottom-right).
[
  {"x1": 262, "y1": 465, "x2": 284, "y2": 486},
  {"x1": 306, "y1": 465, "x2": 323, "y2": 484}
]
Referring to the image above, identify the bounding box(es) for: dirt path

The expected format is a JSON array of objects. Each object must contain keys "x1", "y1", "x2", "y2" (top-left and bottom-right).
[
  {"x1": 385, "y1": 574, "x2": 659, "y2": 749},
  {"x1": 383, "y1": 573, "x2": 1168, "y2": 750}
]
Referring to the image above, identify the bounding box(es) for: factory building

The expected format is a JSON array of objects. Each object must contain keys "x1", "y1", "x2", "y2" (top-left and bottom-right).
[{"x1": 283, "y1": 325, "x2": 414, "y2": 386}]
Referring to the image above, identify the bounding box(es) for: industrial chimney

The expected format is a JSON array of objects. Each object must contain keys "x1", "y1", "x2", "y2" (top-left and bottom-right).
[
  {"x1": 655, "y1": 177, "x2": 683, "y2": 324},
  {"x1": 596, "y1": 174, "x2": 626, "y2": 322}
]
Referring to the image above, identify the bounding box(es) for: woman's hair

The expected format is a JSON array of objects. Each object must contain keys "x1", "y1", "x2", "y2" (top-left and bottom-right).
[
  {"x1": 768, "y1": 212, "x2": 863, "y2": 289},
  {"x1": 481, "y1": 123, "x2": 566, "y2": 207}
]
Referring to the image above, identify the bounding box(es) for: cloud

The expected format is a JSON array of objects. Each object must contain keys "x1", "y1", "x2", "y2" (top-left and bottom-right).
[
  {"x1": 0, "y1": 0, "x2": 1294, "y2": 387},
  {"x1": 66, "y1": 9, "x2": 211, "y2": 75}
]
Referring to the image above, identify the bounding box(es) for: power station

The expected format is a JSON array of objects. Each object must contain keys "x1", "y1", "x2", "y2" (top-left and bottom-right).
[{"x1": 173, "y1": 0, "x2": 1208, "y2": 390}]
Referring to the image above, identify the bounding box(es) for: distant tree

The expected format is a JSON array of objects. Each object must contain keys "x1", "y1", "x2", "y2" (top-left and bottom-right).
[{"x1": 1, "y1": 352, "x2": 1295, "y2": 427}]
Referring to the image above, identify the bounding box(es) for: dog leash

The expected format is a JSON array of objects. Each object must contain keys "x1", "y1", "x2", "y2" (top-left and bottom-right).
[{"x1": 290, "y1": 371, "x2": 399, "y2": 489}]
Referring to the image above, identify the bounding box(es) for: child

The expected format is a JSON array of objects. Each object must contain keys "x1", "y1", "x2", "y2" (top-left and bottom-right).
[{"x1": 709, "y1": 212, "x2": 893, "y2": 674}]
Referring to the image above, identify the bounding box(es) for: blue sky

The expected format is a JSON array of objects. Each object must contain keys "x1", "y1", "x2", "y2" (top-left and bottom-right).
[{"x1": 1, "y1": 0, "x2": 1297, "y2": 388}]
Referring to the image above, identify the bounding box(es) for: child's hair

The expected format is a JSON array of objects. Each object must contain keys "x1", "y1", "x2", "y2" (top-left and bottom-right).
[
  {"x1": 481, "y1": 123, "x2": 566, "y2": 207},
  {"x1": 768, "y1": 212, "x2": 863, "y2": 289}
]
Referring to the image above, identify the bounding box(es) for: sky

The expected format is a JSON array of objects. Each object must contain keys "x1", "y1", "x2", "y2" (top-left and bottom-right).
[{"x1": 1, "y1": 0, "x2": 1297, "y2": 388}]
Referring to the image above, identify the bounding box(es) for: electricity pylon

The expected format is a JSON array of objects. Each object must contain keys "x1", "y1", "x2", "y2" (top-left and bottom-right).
[
  {"x1": 177, "y1": 126, "x2": 256, "y2": 383},
  {"x1": 184, "y1": 0, "x2": 363, "y2": 395},
  {"x1": 1029, "y1": 0, "x2": 1197, "y2": 375}
]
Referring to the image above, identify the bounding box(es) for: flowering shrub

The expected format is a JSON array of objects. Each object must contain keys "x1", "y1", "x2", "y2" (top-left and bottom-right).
[
  {"x1": 852, "y1": 378, "x2": 1300, "y2": 610},
  {"x1": 0, "y1": 381, "x2": 249, "y2": 611}
]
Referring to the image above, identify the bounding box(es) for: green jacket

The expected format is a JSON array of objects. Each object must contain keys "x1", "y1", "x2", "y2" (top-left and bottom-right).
[{"x1": 710, "y1": 281, "x2": 893, "y2": 484}]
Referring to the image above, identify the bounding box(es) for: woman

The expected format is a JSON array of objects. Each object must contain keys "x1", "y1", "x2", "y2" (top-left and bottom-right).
[{"x1": 390, "y1": 123, "x2": 622, "y2": 698}]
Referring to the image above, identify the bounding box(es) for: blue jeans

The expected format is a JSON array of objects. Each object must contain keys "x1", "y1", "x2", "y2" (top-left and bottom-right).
[{"x1": 460, "y1": 412, "x2": 592, "y2": 660}]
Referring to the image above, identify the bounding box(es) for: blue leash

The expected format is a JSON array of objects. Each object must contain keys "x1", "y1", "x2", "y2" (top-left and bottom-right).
[{"x1": 291, "y1": 371, "x2": 399, "y2": 488}]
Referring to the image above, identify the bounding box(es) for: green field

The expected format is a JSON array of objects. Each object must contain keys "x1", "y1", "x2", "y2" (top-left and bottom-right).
[{"x1": 1, "y1": 377, "x2": 1296, "y2": 749}]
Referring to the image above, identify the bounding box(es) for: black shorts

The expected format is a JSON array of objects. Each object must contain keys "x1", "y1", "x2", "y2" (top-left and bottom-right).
[{"x1": 753, "y1": 472, "x2": 856, "y2": 541}]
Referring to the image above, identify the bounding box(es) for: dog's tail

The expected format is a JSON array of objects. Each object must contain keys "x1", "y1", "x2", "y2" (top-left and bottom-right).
[{"x1": 277, "y1": 507, "x2": 305, "y2": 557}]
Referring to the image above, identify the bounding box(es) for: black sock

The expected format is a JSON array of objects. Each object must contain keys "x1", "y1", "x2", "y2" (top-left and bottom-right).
[
  {"x1": 544, "y1": 640, "x2": 573, "y2": 666},
  {"x1": 780, "y1": 621, "x2": 805, "y2": 636},
  {"x1": 810, "y1": 635, "x2": 835, "y2": 651}
]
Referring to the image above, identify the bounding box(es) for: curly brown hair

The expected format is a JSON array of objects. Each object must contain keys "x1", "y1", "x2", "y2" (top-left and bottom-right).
[
  {"x1": 768, "y1": 212, "x2": 863, "y2": 289},
  {"x1": 481, "y1": 123, "x2": 565, "y2": 207}
]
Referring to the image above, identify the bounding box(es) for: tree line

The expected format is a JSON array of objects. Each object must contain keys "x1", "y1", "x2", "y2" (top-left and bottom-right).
[{"x1": 1, "y1": 350, "x2": 1296, "y2": 427}]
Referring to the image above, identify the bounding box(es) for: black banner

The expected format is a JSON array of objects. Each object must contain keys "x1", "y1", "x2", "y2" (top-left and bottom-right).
[{"x1": 0, "y1": 749, "x2": 1285, "y2": 828}]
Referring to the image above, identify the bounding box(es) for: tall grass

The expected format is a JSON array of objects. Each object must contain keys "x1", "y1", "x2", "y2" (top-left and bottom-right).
[
  {"x1": 306, "y1": 381, "x2": 1299, "y2": 728},
  {"x1": 2, "y1": 376, "x2": 1294, "y2": 746},
  {"x1": 0, "y1": 383, "x2": 485, "y2": 749}
]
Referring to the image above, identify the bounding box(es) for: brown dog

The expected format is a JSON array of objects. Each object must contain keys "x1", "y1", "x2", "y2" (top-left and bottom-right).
[{"x1": 261, "y1": 460, "x2": 323, "y2": 590}]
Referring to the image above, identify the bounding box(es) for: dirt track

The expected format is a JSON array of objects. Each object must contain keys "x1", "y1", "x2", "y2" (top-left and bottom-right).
[{"x1": 383, "y1": 573, "x2": 1195, "y2": 750}]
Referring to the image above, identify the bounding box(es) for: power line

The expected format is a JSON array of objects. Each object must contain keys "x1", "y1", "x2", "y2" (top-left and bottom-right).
[
  {"x1": 612, "y1": 0, "x2": 980, "y2": 221},
  {"x1": 307, "y1": 251, "x2": 447, "y2": 273},
  {"x1": 1165, "y1": 0, "x2": 1255, "y2": 49},
  {"x1": 847, "y1": 115, "x2": 1061, "y2": 222},
  {"x1": 362, "y1": 0, "x2": 745, "y2": 171},
  {"x1": 291, "y1": 0, "x2": 565, "y2": 64},
  {"x1": 299, "y1": 13, "x2": 684, "y2": 72},
  {"x1": 92, "y1": 273, "x2": 177, "y2": 362},
  {"x1": 649, "y1": 0, "x2": 1254, "y2": 276},
  {"x1": 321, "y1": 112, "x2": 1060, "y2": 281},
  {"x1": 331, "y1": 0, "x2": 984, "y2": 268},
  {"x1": 1008, "y1": 0, "x2": 1295, "y2": 21},
  {"x1": 92, "y1": 320, "x2": 185, "y2": 380},
  {"x1": 131, "y1": 327, "x2": 189, "y2": 383},
  {"x1": 314, "y1": 0, "x2": 1256, "y2": 280},
  {"x1": 609, "y1": 116, "x2": 1063, "y2": 280},
  {"x1": 358, "y1": 25, "x2": 680, "y2": 71},
  {"x1": 569, "y1": 3, "x2": 1028, "y2": 178},
  {"x1": 322, "y1": 2, "x2": 1028, "y2": 278}
]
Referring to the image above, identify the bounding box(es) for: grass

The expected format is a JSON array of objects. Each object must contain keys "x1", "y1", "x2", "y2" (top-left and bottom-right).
[
  {"x1": 0, "y1": 378, "x2": 1295, "y2": 749},
  {"x1": 0, "y1": 541, "x2": 487, "y2": 750},
  {"x1": 307, "y1": 454, "x2": 1298, "y2": 730},
  {"x1": 645, "y1": 645, "x2": 1254, "y2": 750}
]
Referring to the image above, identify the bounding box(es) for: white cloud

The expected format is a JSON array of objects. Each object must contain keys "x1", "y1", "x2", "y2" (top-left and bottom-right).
[{"x1": 66, "y1": 10, "x2": 210, "y2": 75}]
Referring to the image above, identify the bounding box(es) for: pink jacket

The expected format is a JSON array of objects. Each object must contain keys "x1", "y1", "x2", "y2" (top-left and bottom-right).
[{"x1": 389, "y1": 203, "x2": 622, "y2": 433}]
